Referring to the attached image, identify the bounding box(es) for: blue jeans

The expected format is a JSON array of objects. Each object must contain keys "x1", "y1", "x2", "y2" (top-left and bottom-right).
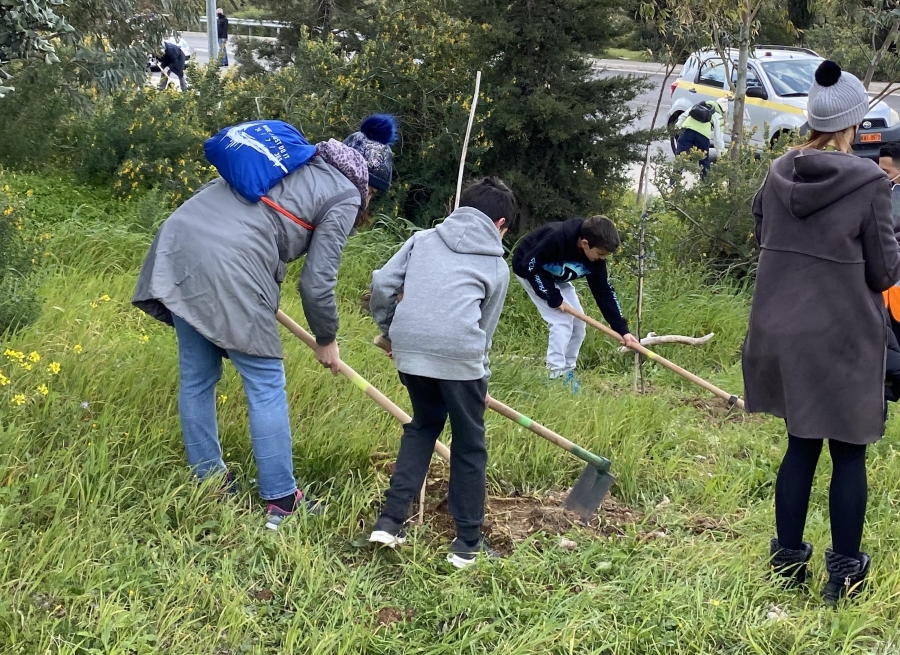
[
  {"x1": 218, "y1": 38, "x2": 229, "y2": 66},
  {"x1": 172, "y1": 314, "x2": 296, "y2": 500},
  {"x1": 675, "y1": 128, "x2": 711, "y2": 177}
]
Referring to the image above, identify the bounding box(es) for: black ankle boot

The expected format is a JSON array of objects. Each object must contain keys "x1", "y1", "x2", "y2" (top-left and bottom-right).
[
  {"x1": 770, "y1": 539, "x2": 813, "y2": 587},
  {"x1": 822, "y1": 549, "x2": 870, "y2": 605}
]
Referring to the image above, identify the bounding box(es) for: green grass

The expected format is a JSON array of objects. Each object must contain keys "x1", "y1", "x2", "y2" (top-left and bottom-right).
[
  {"x1": 3, "y1": 171, "x2": 900, "y2": 653},
  {"x1": 602, "y1": 48, "x2": 651, "y2": 63}
]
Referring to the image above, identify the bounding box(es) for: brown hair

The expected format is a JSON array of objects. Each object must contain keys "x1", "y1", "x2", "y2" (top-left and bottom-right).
[
  {"x1": 459, "y1": 176, "x2": 517, "y2": 222},
  {"x1": 580, "y1": 215, "x2": 620, "y2": 252},
  {"x1": 794, "y1": 127, "x2": 855, "y2": 152}
]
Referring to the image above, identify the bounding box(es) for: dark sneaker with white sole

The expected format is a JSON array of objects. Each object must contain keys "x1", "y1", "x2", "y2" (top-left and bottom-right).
[
  {"x1": 368, "y1": 515, "x2": 407, "y2": 548},
  {"x1": 264, "y1": 490, "x2": 324, "y2": 531},
  {"x1": 446, "y1": 537, "x2": 500, "y2": 568}
]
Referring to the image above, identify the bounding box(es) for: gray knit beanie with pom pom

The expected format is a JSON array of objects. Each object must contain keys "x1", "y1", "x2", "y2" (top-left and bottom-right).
[{"x1": 807, "y1": 60, "x2": 869, "y2": 133}]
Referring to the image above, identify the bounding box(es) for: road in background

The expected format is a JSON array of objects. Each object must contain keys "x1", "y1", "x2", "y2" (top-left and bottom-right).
[
  {"x1": 178, "y1": 44, "x2": 900, "y2": 188},
  {"x1": 184, "y1": 32, "x2": 237, "y2": 66}
]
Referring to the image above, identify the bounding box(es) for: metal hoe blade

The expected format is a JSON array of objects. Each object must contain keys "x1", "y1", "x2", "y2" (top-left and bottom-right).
[{"x1": 562, "y1": 464, "x2": 615, "y2": 522}]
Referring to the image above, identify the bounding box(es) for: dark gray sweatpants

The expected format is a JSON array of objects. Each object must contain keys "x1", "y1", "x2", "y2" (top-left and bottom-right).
[{"x1": 381, "y1": 372, "x2": 488, "y2": 543}]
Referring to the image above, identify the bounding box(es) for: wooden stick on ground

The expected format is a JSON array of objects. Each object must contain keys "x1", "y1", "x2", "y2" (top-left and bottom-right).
[{"x1": 616, "y1": 332, "x2": 714, "y2": 353}]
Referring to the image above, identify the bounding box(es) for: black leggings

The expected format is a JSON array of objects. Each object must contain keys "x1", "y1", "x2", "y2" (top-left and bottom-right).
[{"x1": 775, "y1": 435, "x2": 868, "y2": 557}]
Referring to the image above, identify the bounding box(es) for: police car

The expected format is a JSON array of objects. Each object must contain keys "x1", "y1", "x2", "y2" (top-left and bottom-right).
[{"x1": 667, "y1": 46, "x2": 900, "y2": 160}]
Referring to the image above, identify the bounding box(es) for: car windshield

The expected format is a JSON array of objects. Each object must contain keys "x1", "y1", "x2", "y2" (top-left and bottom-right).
[{"x1": 761, "y1": 59, "x2": 821, "y2": 97}]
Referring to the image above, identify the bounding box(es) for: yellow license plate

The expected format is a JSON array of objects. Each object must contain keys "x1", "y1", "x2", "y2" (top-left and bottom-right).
[{"x1": 861, "y1": 133, "x2": 882, "y2": 143}]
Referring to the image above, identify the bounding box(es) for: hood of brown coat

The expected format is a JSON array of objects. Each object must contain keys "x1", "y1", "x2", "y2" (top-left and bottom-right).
[{"x1": 768, "y1": 149, "x2": 887, "y2": 219}]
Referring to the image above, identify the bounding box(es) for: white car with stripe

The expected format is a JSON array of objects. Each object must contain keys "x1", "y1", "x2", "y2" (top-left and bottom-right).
[{"x1": 668, "y1": 46, "x2": 900, "y2": 160}]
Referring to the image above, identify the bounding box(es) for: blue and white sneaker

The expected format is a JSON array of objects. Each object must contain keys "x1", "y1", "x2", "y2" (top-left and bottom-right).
[{"x1": 561, "y1": 370, "x2": 581, "y2": 394}]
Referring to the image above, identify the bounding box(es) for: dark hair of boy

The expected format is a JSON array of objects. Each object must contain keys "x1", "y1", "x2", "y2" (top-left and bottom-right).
[
  {"x1": 580, "y1": 215, "x2": 620, "y2": 252},
  {"x1": 459, "y1": 176, "x2": 517, "y2": 222},
  {"x1": 880, "y1": 143, "x2": 900, "y2": 161}
]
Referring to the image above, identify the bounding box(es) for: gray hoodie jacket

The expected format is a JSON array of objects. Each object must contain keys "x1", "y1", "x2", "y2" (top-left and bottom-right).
[
  {"x1": 370, "y1": 207, "x2": 510, "y2": 381},
  {"x1": 132, "y1": 157, "x2": 359, "y2": 358}
]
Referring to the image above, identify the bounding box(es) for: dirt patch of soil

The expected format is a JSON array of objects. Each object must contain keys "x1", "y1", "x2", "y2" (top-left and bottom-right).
[
  {"x1": 377, "y1": 462, "x2": 647, "y2": 555},
  {"x1": 684, "y1": 396, "x2": 766, "y2": 425},
  {"x1": 688, "y1": 515, "x2": 742, "y2": 539},
  {"x1": 374, "y1": 607, "x2": 416, "y2": 628}
]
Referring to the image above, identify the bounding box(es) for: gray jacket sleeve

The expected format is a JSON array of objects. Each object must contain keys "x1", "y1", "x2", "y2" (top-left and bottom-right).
[
  {"x1": 298, "y1": 198, "x2": 358, "y2": 345},
  {"x1": 370, "y1": 236, "x2": 416, "y2": 338},
  {"x1": 478, "y1": 260, "x2": 510, "y2": 380}
]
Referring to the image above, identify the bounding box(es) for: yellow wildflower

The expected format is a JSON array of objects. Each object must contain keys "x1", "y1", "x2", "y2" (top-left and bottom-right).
[
  {"x1": 25, "y1": 189, "x2": 33, "y2": 197},
  {"x1": 37, "y1": 384, "x2": 49, "y2": 396},
  {"x1": 4, "y1": 349, "x2": 24, "y2": 362},
  {"x1": 73, "y1": 345, "x2": 83, "y2": 354},
  {"x1": 0, "y1": 371, "x2": 8, "y2": 386},
  {"x1": 11, "y1": 394, "x2": 26, "y2": 406},
  {"x1": 47, "y1": 362, "x2": 61, "y2": 375},
  {"x1": 90, "y1": 302, "x2": 98, "y2": 309},
  {"x1": 28, "y1": 352, "x2": 40, "y2": 363},
  {"x1": 141, "y1": 334, "x2": 149, "y2": 343},
  {"x1": 217, "y1": 394, "x2": 227, "y2": 405},
  {"x1": 100, "y1": 294, "x2": 111, "y2": 302}
]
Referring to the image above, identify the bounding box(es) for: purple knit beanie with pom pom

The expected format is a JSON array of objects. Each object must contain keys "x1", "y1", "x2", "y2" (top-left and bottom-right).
[{"x1": 343, "y1": 114, "x2": 398, "y2": 191}]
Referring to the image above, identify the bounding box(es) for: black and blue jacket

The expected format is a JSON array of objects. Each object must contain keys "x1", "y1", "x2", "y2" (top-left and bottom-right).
[{"x1": 512, "y1": 217, "x2": 629, "y2": 336}]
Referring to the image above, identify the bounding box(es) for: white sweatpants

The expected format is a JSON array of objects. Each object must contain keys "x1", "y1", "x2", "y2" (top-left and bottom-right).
[{"x1": 517, "y1": 276, "x2": 586, "y2": 377}]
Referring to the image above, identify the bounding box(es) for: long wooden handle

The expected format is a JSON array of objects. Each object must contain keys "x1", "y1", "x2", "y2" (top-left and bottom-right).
[
  {"x1": 485, "y1": 396, "x2": 611, "y2": 472},
  {"x1": 373, "y1": 335, "x2": 610, "y2": 470},
  {"x1": 563, "y1": 306, "x2": 745, "y2": 410},
  {"x1": 276, "y1": 311, "x2": 451, "y2": 462}
]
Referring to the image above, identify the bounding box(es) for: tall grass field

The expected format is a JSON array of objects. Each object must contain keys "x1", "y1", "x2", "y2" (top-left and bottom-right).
[{"x1": 2, "y1": 171, "x2": 900, "y2": 654}]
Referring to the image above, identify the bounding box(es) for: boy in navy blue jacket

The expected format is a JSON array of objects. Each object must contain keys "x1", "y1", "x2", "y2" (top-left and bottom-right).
[{"x1": 511, "y1": 215, "x2": 638, "y2": 391}]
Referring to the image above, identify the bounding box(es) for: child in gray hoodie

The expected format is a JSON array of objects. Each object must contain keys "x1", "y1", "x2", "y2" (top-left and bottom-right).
[{"x1": 367, "y1": 176, "x2": 516, "y2": 567}]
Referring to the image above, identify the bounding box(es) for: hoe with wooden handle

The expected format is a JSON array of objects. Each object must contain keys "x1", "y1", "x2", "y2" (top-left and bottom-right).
[
  {"x1": 276, "y1": 310, "x2": 450, "y2": 462},
  {"x1": 372, "y1": 335, "x2": 614, "y2": 521},
  {"x1": 562, "y1": 306, "x2": 746, "y2": 411}
]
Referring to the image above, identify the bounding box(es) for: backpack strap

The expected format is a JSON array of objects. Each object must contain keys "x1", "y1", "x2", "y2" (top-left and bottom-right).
[{"x1": 260, "y1": 188, "x2": 360, "y2": 232}]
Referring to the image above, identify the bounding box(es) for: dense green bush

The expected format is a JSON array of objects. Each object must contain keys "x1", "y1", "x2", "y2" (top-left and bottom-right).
[
  {"x1": 0, "y1": 184, "x2": 42, "y2": 334},
  {"x1": 71, "y1": 81, "x2": 215, "y2": 202},
  {"x1": 650, "y1": 133, "x2": 796, "y2": 281},
  {"x1": 234, "y1": 0, "x2": 479, "y2": 225},
  {"x1": 0, "y1": 60, "x2": 75, "y2": 169}
]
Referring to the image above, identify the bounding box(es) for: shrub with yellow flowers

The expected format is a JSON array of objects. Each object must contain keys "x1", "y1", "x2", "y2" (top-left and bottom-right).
[{"x1": 72, "y1": 83, "x2": 215, "y2": 201}]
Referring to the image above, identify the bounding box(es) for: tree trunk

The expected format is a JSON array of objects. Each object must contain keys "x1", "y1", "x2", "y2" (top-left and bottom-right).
[
  {"x1": 730, "y1": 6, "x2": 751, "y2": 167},
  {"x1": 517, "y1": 202, "x2": 535, "y2": 235},
  {"x1": 787, "y1": 0, "x2": 812, "y2": 31},
  {"x1": 637, "y1": 62, "x2": 675, "y2": 207},
  {"x1": 863, "y1": 20, "x2": 900, "y2": 90}
]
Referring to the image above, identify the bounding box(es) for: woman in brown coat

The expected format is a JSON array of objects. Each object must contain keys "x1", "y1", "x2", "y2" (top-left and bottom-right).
[{"x1": 743, "y1": 60, "x2": 900, "y2": 604}]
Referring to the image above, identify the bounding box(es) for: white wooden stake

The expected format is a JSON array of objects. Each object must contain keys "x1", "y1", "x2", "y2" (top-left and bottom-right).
[{"x1": 455, "y1": 71, "x2": 482, "y2": 210}]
